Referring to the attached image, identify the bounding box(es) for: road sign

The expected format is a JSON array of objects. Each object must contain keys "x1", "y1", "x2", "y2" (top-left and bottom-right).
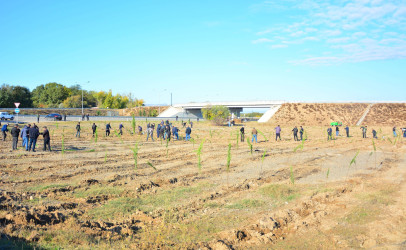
[
  {"x1": 15, "y1": 108, "x2": 20, "y2": 114},
  {"x1": 14, "y1": 103, "x2": 20, "y2": 108}
]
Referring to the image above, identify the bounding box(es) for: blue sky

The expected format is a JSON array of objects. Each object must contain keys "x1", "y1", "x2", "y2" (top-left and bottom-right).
[{"x1": 1, "y1": 0, "x2": 405, "y2": 105}]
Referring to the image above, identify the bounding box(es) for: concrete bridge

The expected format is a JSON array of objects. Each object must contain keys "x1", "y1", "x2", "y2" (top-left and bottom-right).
[{"x1": 158, "y1": 101, "x2": 285, "y2": 122}]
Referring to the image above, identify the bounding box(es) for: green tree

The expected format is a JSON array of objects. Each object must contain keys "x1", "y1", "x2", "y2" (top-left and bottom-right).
[
  {"x1": 0, "y1": 84, "x2": 32, "y2": 108},
  {"x1": 202, "y1": 105, "x2": 230, "y2": 125},
  {"x1": 31, "y1": 82, "x2": 69, "y2": 107},
  {"x1": 62, "y1": 95, "x2": 87, "y2": 108}
]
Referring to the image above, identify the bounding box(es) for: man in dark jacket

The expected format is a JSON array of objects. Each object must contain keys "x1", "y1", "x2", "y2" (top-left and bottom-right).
[
  {"x1": 28, "y1": 125, "x2": 40, "y2": 152},
  {"x1": 327, "y1": 127, "x2": 333, "y2": 141},
  {"x1": 292, "y1": 126, "x2": 298, "y2": 141},
  {"x1": 165, "y1": 124, "x2": 171, "y2": 141},
  {"x1": 92, "y1": 123, "x2": 97, "y2": 137},
  {"x1": 159, "y1": 125, "x2": 165, "y2": 139},
  {"x1": 76, "y1": 122, "x2": 81, "y2": 137},
  {"x1": 372, "y1": 128, "x2": 378, "y2": 139},
  {"x1": 185, "y1": 126, "x2": 192, "y2": 141},
  {"x1": 119, "y1": 123, "x2": 124, "y2": 135},
  {"x1": 172, "y1": 126, "x2": 179, "y2": 140},
  {"x1": 157, "y1": 124, "x2": 161, "y2": 138},
  {"x1": 11, "y1": 124, "x2": 20, "y2": 150},
  {"x1": 106, "y1": 123, "x2": 111, "y2": 136},
  {"x1": 240, "y1": 126, "x2": 245, "y2": 142},
  {"x1": 345, "y1": 126, "x2": 350, "y2": 137},
  {"x1": 299, "y1": 126, "x2": 304, "y2": 141},
  {"x1": 41, "y1": 126, "x2": 51, "y2": 151}
]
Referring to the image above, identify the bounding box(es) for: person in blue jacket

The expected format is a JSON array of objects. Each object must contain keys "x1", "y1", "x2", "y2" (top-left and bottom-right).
[
  {"x1": 1, "y1": 123, "x2": 9, "y2": 141},
  {"x1": 20, "y1": 124, "x2": 31, "y2": 149}
]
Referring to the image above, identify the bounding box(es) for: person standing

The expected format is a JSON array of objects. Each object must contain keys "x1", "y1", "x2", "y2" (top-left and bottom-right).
[
  {"x1": 119, "y1": 123, "x2": 124, "y2": 135},
  {"x1": 37, "y1": 114, "x2": 40, "y2": 123},
  {"x1": 28, "y1": 124, "x2": 39, "y2": 152},
  {"x1": 92, "y1": 123, "x2": 97, "y2": 137},
  {"x1": 361, "y1": 126, "x2": 367, "y2": 138},
  {"x1": 21, "y1": 124, "x2": 30, "y2": 149},
  {"x1": 76, "y1": 122, "x2": 81, "y2": 137},
  {"x1": 157, "y1": 123, "x2": 161, "y2": 138},
  {"x1": 185, "y1": 126, "x2": 192, "y2": 141},
  {"x1": 336, "y1": 126, "x2": 340, "y2": 137},
  {"x1": 159, "y1": 125, "x2": 165, "y2": 139},
  {"x1": 327, "y1": 127, "x2": 333, "y2": 141},
  {"x1": 86, "y1": 114, "x2": 90, "y2": 121},
  {"x1": 240, "y1": 126, "x2": 245, "y2": 142},
  {"x1": 11, "y1": 124, "x2": 20, "y2": 150},
  {"x1": 172, "y1": 126, "x2": 179, "y2": 140},
  {"x1": 251, "y1": 127, "x2": 258, "y2": 143},
  {"x1": 275, "y1": 125, "x2": 281, "y2": 141},
  {"x1": 292, "y1": 126, "x2": 298, "y2": 141},
  {"x1": 393, "y1": 126, "x2": 397, "y2": 137},
  {"x1": 146, "y1": 126, "x2": 154, "y2": 141},
  {"x1": 41, "y1": 126, "x2": 51, "y2": 151},
  {"x1": 106, "y1": 123, "x2": 111, "y2": 136},
  {"x1": 345, "y1": 126, "x2": 350, "y2": 137},
  {"x1": 2, "y1": 123, "x2": 9, "y2": 141},
  {"x1": 63, "y1": 114, "x2": 67, "y2": 121},
  {"x1": 176, "y1": 116, "x2": 178, "y2": 121},
  {"x1": 299, "y1": 126, "x2": 304, "y2": 141},
  {"x1": 165, "y1": 124, "x2": 171, "y2": 141}
]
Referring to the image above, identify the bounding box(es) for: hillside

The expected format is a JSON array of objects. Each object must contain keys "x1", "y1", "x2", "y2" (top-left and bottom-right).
[
  {"x1": 269, "y1": 103, "x2": 369, "y2": 126},
  {"x1": 362, "y1": 103, "x2": 406, "y2": 126}
]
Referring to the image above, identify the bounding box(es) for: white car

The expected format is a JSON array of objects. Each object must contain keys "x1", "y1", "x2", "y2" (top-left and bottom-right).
[{"x1": 0, "y1": 112, "x2": 14, "y2": 120}]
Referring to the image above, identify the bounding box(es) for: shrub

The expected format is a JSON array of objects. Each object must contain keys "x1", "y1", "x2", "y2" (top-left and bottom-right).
[{"x1": 202, "y1": 105, "x2": 230, "y2": 126}]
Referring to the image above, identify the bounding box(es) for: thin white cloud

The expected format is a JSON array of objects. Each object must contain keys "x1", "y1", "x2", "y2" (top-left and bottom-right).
[
  {"x1": 271, "y1": 44, "x2": 288, "y2": 49},
  {"x1": 252, "y1": 38, "x2": 273, "y2": 44},
  {"x1": 252, "y1": 0, "x2": 406, "y2": 65},
  {"x1": 327, "y1": 37, "x2": 351, "y2": 43}
]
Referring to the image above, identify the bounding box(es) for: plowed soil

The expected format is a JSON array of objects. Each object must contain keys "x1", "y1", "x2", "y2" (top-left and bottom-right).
[{"x1": 1, "y1": 120, "x2": 405, "y2": 249}]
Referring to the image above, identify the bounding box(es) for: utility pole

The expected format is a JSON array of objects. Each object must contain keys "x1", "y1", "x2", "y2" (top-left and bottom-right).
[{"x1": 81, "y1": 88, "x2": 84, "y2": 115}]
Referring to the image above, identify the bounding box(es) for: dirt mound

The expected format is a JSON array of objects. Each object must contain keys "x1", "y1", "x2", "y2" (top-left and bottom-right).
[
  {"x1": 363, "y1": 103, "x2": 406, "y2": 126},
  {"x1": 122, "y1": 106, "x2": 169, "y2": 117},
  {"x1": 269, "y1": 103, "x2": 369, "y2": 126}
]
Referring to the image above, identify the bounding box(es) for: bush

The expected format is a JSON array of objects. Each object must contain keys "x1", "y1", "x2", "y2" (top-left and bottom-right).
[{"x1": 202, "y1": 105, "x2": 230, "y2": 125}]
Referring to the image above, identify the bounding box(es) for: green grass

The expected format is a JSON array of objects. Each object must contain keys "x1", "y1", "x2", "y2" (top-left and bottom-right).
[
  {"x1": 259, "y1": 184, "x2": 300, "y2": 204},
  {"x1": 204, "y1": 202, "x2": 222, "y2": 208},
  {"x1": 139, "y1": 212, "x2": 248, "y2": 245},
  {"x1": 73, "y1": 186, "x2": 125, "y2": 198},
  {"x1": 343, "y1": 207, "x2": 376, "y2": 225},
  {"x1": 225, "y1": 199, "x2": 265, "y2": 209},
  {"x1": 24, "y1": 183, "x2": 70, "y2": 192},
  {"x1": 88, "y1": 183, "x2": 213, "y2": 220},
  {"x1": 356, "y1": 186, "x2": 396, "y2": 206}
]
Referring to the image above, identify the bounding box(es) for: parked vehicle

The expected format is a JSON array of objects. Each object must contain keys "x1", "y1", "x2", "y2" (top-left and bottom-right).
[
  {"x1": 0, "y1": 112, "x2": 14, "y2": 120},
  {"x1": 330, "y1": 122, "x2": 342, "y2": 126},
  {"x1": 45, "y1": 113, "x2": 62, "y2": 121}
]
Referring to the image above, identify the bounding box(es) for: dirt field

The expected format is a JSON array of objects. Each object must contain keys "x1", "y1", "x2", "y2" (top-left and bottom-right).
[{"x1": 1, "y1": 120, "x2": 405, "y2": 249}]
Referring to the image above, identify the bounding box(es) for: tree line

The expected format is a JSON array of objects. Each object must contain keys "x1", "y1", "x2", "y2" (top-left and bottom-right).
[{"x1": 0, "y1": 83, "x2": 144, "y2": 109}]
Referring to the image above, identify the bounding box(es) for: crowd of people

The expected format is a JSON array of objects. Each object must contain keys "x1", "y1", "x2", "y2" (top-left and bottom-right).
[
  {"x1": 1, "y1": 118, "x2": 405, "y2": 152},
  {"x1": 1, "y1": 122, "x2": 50, "y2": 152}
]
